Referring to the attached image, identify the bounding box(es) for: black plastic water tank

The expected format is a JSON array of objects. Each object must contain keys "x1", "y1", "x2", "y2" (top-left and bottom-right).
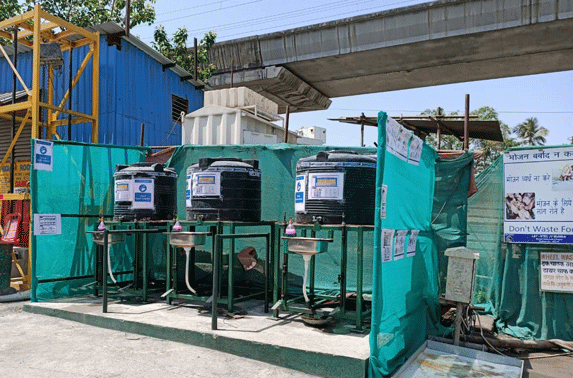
[
  {"x1": 113, "y1": 162, "x2": 178, "y2": 221},
  {"x1": 295, "y1": 150, "x2": 377, "y2": 225},
  {"x1": 186, "y1": 158, "x2": 261, "y2": 222}
]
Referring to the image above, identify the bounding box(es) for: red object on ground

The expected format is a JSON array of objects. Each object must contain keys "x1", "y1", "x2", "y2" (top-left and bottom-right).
[
  {"x1": 1, "y1": 213, "x2": 21, "y2": 244},
  {"x1": 1, "y1": 201, "x2": 29, "y2": 247}
]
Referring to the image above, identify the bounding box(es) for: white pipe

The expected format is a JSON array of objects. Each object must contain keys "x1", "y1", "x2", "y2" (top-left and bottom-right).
[
  {"x1": 302, "y1": 255, "x2": 311, "y2": 302},
  {"x1": 107, "y1": 245, "x2": 117, "y2": 284},
  {"x1": 184, "y1": 247, "x2": 198, "y2": 295}
]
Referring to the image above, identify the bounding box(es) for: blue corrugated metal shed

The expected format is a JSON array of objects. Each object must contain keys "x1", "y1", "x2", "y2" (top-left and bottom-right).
[{"x1": 0, "y1": 22, "x2": 204, "y2": 147}]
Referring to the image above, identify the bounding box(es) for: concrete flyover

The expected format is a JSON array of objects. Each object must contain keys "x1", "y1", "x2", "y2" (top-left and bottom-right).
[{"x1": 207, "y1": 0, "x2": 573, "y2": 113}]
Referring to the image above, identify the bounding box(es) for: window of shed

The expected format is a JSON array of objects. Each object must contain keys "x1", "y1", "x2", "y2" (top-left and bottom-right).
[{"x1": 171, "y1": 95, "x2": 188, "y2": 124}]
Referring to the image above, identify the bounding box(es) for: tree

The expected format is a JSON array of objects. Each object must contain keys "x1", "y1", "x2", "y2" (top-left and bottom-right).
[
  {"x1": 513, "y1": 117, "x2": 549, "y2": 146},
  {"x1": 0, "y1": 0, "x2": 21, "y2": 21},
  {"x1": 152, "y1": 26, "x2": 217, "y2": 82},
  {"x1": 420, "y1": 108, "x2": 463, "y2": 151},
  {"x1": 22, "y1": 0, "x2": 156, "y2": 29},
  {"x1": 0, "y1": 0, "x2": 22, "y2": 45},
  {"x1": 470, "y1": 106, "x2": 519, "y2": 173},
  {"x1": 419, "y1": 106, "x2": 520, "y2": 173}
]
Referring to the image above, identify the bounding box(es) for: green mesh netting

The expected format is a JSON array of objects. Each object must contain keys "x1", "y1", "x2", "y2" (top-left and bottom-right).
[
  {"x1": 370, "y1": 112, "x2": 440, "y2": 377},
  {"x1": 30, "y1": 140, "x2": 148, "y2": 301},
  {"x1": 166, "y1": 144, "x2": 377, "y2": 294},
  {"x1": 432, "y1": 152, "x2": 474, "y2": 296},
  {"x1": 468, "y1": 154, "x2": 573, "y2": 340}
]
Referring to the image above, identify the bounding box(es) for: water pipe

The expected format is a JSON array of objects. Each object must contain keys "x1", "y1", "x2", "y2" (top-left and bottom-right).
[
  {"x1": 302, "y1": 254, "x2": 311, "y2": 303},
  {"x1": 107, "y1": 244, "x2": 117, "y2": 284},
  {"x1": 184, "y1": 247, "x2": 198, "y2": 295}
]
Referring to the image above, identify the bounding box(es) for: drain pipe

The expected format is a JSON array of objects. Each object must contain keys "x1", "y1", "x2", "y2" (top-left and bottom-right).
[
  {"x1": 0, "y1": 290, "x2": 30, "y2": 303},
  {"x1": 106, "y1": 244, "x2": 117, "y2": 284},
  {"x1": 301, "y1": 254, "x2": 311, "y2": 303},
  {"x1": 183, "y1": 247, "x2": 198, "y2": 295}
]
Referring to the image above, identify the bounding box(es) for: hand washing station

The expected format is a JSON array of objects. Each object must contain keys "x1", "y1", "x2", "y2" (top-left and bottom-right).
[
  {"x1": 277, "y1": 235, "x2": 336, "y2": 322},
  {"x1": 163, "y1": 232, "x2": 210, "y2": 296},
  {"x1": 282, "y1": 237, "x2": 332, "y2": 303},
  {"x1": 87, "y1": 226, "x2": 159, "y2": 313}
]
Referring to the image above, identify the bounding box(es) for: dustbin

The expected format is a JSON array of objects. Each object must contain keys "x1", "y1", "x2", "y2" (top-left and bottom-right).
[{"x1": 0, "y1": 243, "x2": 15, "y2": 295}]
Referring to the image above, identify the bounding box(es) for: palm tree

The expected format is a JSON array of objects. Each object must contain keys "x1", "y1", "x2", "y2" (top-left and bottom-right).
[{"x1": 512, "y1": 117, "x2": 549, "y2": 146}]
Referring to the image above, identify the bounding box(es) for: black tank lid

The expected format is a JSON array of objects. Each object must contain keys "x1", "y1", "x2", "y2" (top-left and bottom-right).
[
  {"x1": 297, "y1": 150, "x2": 376, "y2": 166},
  {"x1": 190, "y1": 157, "x2": 259, "y2": 170}
]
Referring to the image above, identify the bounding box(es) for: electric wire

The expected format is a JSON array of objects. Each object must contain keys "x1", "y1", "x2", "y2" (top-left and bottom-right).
[
  {"x1": 467, "y1": 307, "x2": 573, "y2": 361},
  {"x1": 182, "y1": 0, "x2": 391, "y2": 35},
  {"x1": 142, "y1": 0, "x2": 421, "y2": 41},
  {"x1": 155, "y1": 0, "x2": 264, "y2": 24},
  {"x1": 156, "y1": 0, "x2": 234, "y2": 16}
]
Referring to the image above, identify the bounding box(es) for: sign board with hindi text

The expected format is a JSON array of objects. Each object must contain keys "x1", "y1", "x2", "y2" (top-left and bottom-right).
[{"x1": 503, "y1": 147, "x2": 573, "y2": 244}]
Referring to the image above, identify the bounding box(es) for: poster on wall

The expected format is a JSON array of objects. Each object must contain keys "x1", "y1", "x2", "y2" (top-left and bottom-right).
[
  {"x1": 540, "y1": 252, "x2": 573, "y2": 293},
  {"x1": 503, "y1": 147, "x2": 573, "y2": 244}
]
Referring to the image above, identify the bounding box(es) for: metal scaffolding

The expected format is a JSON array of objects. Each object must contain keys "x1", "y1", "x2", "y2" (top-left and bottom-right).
[
  {"x1": 0, "y1": 4, "x2": 100, "y2": 201},
  {"x1": 0, "y1": 5, "x2": 100, "y2": 289}
]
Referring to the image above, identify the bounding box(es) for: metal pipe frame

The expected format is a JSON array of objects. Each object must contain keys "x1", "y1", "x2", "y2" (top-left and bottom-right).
[
  {"x1": 87, "y1": 226, "x2": 161, "y2": 313},
  {"x1": 275, "y1": 222, "x2": 373, "y2": 332},
  {"x1": 164, "y1": 220, "x2": 275, "y2": 322},
  {"x1": 0, "y1": 4, "x2": 100, "y2": 185},
  {"x1": 212, "y1": 232, "x2": 271, "y2": 330}
]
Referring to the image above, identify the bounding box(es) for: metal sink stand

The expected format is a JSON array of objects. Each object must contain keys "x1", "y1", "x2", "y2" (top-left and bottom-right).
[
  {"x1": 274, "y1": 222, "x2": 374, "y2": 332},
  {"x1": 88, "y1": 225, "x2": 161, "y2": 313},
  {"x1": 164, "y1": 220, "x2": 275, "y2": 322}
]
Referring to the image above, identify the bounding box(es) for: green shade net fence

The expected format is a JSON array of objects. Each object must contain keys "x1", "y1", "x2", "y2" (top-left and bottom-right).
[
  {"x1": 369, "y1": 112, "x2": 474, "y2": 376},
  {"x1": 468, "y1": 153, "x2": 573, "y2": 340},
  {"x1": 166, "y1": 144, "x2": 377, "y2": 294},
  {"x1": 370, "y1": 112, "x2": 438, "y2": 377},
  {"x1": 31, "y1": 140, "x2": 148, "y2": 301}
]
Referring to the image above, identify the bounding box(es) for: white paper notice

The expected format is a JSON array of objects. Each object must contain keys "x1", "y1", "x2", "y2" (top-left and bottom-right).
[
  {"x1": 407, "y1": 229, "x2": 420, "y2": 257},
  {"x1": 34, "y1": 139, "x2": 53, "y2": 171},
  {"x1": 34, "y1": 213, "x2": 62, "y2": 235},
  {"x1": 382, "y1": 229, "x2": 395, "y2": 263},
  {"x1": 308, "y1": 172, "x2": 344, "y2": 200},
  {"x1": 380, "y1": 184, "x2": 388, "y2": 219},
  {"x1": 394, "y1": 230, "x2": 407, "y2": 260},
  {"x1": 395, "y1": 127, "x2": 412, "y2": 162},
  {"x1": 408, "y1": 135, "x2": 423, "y2": 166},
  {"x1": 192, "y1": 172, "x2": 221, "y2": 197},
  {"x1": 385, "y1": 118, "x2": 401, "y2": 158},
  {"x1": 540, "y1": 252, "x2": 573, "y2": 293}
]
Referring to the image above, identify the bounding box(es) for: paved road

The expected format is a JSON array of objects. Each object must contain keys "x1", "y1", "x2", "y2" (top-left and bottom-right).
[
  {"x1": 0, "y1": 301, "x2": 319, "y2": 378},
  {"x1": 1, "y1": 300, "x2": 571, "y2": 377}
]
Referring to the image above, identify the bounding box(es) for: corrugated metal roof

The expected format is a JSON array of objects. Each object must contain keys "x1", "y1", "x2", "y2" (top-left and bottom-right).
[
  {"x1": 1, "y1": 22, "x2": 208, "y2": 89},
  {"x1": 329, "y1": 115, "x2": 504, "y2": 142},
  {"x1": 0, "y1": 90, "x2": 28, "y2": 105},
  {"x1": 86, "y1": 22, "x2": 208, "y2": 89}
]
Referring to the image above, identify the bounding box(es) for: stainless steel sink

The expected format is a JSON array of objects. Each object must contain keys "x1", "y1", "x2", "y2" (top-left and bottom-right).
[
  {"x1": 164, "y1": 232, "x2": 210, "y2": 248},
  {"x1": 282, "y1": 237, "x2": 333, "y2": 255},
  {"x1": 89, "y1": 231, "x2": 124, "y2": 246}
]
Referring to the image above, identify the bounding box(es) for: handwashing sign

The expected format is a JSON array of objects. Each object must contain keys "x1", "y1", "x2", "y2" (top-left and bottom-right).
[
  {"x1": 115, "y1": 178, "x2": 155, "y2": 209},
  {"x1": 133, "y1": 179, "x2": 154, "y2": 209},
  {"x1": 295, "y1": 175, "x2": 306, "y2": 211},
  {"x1": 34, "y1": 139, "x2": 53, "y2": 171},
  {"x1": 503, "y1": 146, "x2": 573, "y2": 244}
]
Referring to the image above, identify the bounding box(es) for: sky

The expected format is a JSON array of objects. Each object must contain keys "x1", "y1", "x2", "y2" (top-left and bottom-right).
[{"x1": 130, "y1": 0, "x2": 573, "y2": 148}]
